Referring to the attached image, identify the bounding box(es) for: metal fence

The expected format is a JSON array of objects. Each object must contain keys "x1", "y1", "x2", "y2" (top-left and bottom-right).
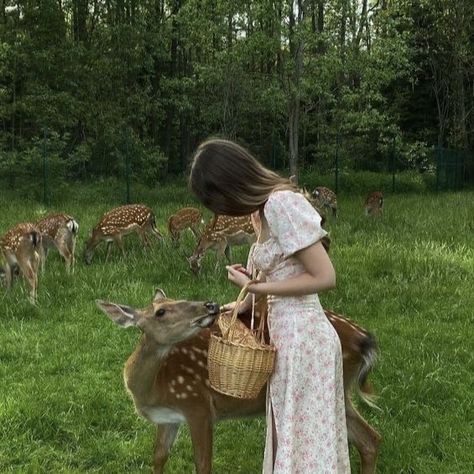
[
  {"x1": 435, "y1": 147, "x2": 472, "y2": 191},
  {"x1": 1, "y1": 130, "x2": 473, "y2": 206}
]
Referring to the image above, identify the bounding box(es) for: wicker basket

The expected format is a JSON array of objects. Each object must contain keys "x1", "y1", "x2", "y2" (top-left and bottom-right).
[{"x1": 208, "y1": 281, "x2": 275, "y2": 399}]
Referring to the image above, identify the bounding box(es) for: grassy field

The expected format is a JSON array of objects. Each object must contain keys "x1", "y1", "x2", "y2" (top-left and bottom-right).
[{"x1": 1, "y1": 180, "x2": 473, "y2": 473}]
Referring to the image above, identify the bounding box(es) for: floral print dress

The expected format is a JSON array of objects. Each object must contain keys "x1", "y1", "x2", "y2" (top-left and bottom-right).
[{"x1": 251, "y1": 190, "x2": 350, "y2": 474}]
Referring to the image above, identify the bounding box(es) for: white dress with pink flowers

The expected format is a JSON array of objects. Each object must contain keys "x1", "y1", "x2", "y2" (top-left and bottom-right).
[{"x1": 251, "y1": 190, "x2": 350, "y2": 474}]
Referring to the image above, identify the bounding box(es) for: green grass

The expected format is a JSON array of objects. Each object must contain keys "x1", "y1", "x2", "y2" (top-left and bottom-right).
[{"x1": 1, "y1": 182, "x2": 473, "y2": 473}]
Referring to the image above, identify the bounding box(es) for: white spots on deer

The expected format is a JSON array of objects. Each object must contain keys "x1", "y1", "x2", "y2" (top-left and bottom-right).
[
  {"x1": 94, "y1": 204, "x2": 155, "y2": 236},
  {"x1": 0, "y1": 222, "x2": 42, "y2": 302},
  {"x1": 167, "y1": 207, "x2": 203, "y2": 245},
  {"x1": 193, "y1": 347, "x2": 208, "y2": 357},
  {"x1": 177, "y1": 376, "x2": 184, "y2": 384},
  {"x1": 189, "y1": 214, "x2": 256, "y2": 272},
  {"x1": 181, "y1": 365, "x2": 196, "y2": 376}
]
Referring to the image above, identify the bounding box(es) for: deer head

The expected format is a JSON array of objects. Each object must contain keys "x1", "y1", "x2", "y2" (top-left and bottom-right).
[{"x1": 97, "y1": 289, "x2": 220, "y2": 345}]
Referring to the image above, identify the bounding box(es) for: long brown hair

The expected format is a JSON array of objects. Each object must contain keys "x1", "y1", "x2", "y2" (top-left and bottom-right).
[{"x1": 189, "y1": 138, "x2": 296, "y2": 215}]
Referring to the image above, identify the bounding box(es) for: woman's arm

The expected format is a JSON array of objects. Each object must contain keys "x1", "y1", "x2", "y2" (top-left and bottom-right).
[{"x1": 227, "y1": 241, "x2": 335, "y2": 296}]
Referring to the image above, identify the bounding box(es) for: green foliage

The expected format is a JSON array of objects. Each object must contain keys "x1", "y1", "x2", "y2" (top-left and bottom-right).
[{"x1": 0, "y1": 0, "x2": 472, "y2": 183}]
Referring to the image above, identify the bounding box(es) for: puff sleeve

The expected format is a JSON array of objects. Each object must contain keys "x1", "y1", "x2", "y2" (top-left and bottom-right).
[{"x1": 264, "y1": 190, "x2": 327, "y2": 258}]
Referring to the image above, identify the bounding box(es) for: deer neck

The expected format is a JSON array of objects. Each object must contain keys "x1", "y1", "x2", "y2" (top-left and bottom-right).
[{"x1": 124, "y1": 334, "x2": 171, "y2": 403}]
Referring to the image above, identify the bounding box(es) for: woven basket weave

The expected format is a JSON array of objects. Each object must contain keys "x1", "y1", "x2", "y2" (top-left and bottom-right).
[{"x1": 208, "y1": 281, "x2": 275, "y2": 399}]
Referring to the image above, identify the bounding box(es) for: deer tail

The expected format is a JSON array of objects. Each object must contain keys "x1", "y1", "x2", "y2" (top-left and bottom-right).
[
  {"x1": 67, "y1": 219, "x2": 79, "y2": 235},
  {"x1": 29, "y1": 231, "x2": 40, "y2": 248},
  {"x1": 356, "y1": 332, "x2": 381, "y2": 410}
]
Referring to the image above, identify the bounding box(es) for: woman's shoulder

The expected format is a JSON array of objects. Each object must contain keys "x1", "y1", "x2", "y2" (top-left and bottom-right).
[{"x1": 266, "y1": 189, "x2": 308, "y2": 211}]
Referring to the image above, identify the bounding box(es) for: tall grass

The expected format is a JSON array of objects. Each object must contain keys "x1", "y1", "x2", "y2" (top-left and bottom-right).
[{"x1": 0, "y1": 183, "x2": 473, "y2": 473}]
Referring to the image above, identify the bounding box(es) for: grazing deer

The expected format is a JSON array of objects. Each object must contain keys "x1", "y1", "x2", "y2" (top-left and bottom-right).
[
  {"x1": 188, "y1": 215, "x2": 255, "y2": 274},
  {"x1": 36, "y1": 213, "x2": 79, "y2": 274},
  {"x1": 0, "y1": 222, "x2": 42, "y2": 303},
  {"x1": 167, "y1": 207, "x2": 203, "y2": 246},
  {"x1": 312, "y1": 186, "x2": 338, "y2": 218},
  {"x1": 97, "y1": 291, "x2": 381, "y2": 474},
  {"x1": 84, "y1": 204, "x2": 162, "y2": 264},
  {"x1": 364, "y1": 192, "x2": 384, "y2": 217}
]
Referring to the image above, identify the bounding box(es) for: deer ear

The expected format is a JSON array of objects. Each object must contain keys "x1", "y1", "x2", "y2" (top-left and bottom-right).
[
  {"x1": 154, "y1": 288, "x2": 167, "y2": 301},
  {"x1": 96, "y1": 300, "x2": 137, "y2": 328}
]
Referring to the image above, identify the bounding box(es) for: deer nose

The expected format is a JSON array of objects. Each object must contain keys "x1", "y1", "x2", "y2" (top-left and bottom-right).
[{"x1": 205, "y1": 302, "x2": 220, "y2": 315}]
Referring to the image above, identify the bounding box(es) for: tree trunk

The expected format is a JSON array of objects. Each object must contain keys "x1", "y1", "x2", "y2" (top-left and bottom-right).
[{"x1": 287, "y1": 0, "x2": 305, "y2": 182}]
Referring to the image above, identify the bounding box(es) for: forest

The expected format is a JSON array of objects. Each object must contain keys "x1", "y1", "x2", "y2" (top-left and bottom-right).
[{"x1": 1, "y1": 0, "x2": 473, "y2": 185}]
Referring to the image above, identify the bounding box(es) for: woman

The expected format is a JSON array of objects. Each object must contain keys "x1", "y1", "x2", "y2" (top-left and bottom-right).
[{"x1": 189, "y1": 138, "x2": 350, "y2": 473}]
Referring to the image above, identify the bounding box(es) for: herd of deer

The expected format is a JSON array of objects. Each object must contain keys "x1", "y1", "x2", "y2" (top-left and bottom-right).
[{"x1": 1, "y1": 188, "x2": 384, "y2": 473}]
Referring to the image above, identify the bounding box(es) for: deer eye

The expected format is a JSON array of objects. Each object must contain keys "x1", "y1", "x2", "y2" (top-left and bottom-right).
[{"x1": 155, "y1": 308, "x2": 166, "y2": 317}]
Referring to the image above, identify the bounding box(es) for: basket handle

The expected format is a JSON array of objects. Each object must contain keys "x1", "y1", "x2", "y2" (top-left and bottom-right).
[
  {"x1": 223, "y1": 280, "x2": 258, "y2": 341},
  {"x1": 255, "y1": 299, "x2": 268, "y2": 344}
]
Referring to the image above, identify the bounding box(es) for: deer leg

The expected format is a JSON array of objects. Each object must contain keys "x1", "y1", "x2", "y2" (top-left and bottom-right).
[
  {"x1": 70, "y1": 236, "x2": 76, "y2": 274},
  {"x1": 153, "y1": 423, "x2": 180, "y2": 474},
  {"x1": 147, "y1": 220, "x2": 163, "y2": 242},
  {"x1": 145, "y1": 231, "x2": 154, "y2": 246},
  {"x1": 345, "y1": 398, "x2": 381, "y2": 474},
  {"x1": 18, "y1": 259, "x2": 37, "y2": 304},
  {"x1": 224, "y1": 244, "x2": 232, "y2": 263},
  {"x1": 190, "y1": 225, "x2": 200, "y2": 240},
  {"x1": 62, "y1": 247, "x2": 74, "y2": 274},
  {"x1": 188, "y1": 414, "x2": 213, "y2": 474},
  {"x1": 114, "y1": 236, "x2": 125, "y2": 258},
  {"x1": 57, "y1": 237, "x2": 74, "y2": 274},
  {"x1": 214, "y1": 241, "x2": 228, "y2": 271},
  {"x1": 171, "y1": 231, "x2": 180, "y2": 247},
  {"x1": 105, "y1": 241, "x2": 113, "y2": 263},
  {"x1": 40, "y1": 245, "x2": 48, "y2": 274},
  {"x1": 137, "y1": 229, "x2": 149, "y2": 249},
  {"x1": 4, "y1": 262, "x2": 13, "y2": 290}
]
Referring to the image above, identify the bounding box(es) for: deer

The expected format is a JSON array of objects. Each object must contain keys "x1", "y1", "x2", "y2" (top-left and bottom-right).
[
  {"x1": 84, "y1": 204, "x2": 163, "y2": 264},
  {"x1": 36, "y1": 213, "x2": 79, "y2": 274},
  {"x1": 312, "y1": 186, "x2": 338, "y2": 218},
  {"x1": 188, "y1": 215, "x2": 256, "y2": 274},
  {"x1": 167, "y1": 207, "x2": 203, "y2": 247},
  {"x1": 0, "y1": 222, "x2": 43, "y2": 303},
  {"x1": 97, "y1": 290, "x2": 381, "y2": 474},
  {"x1": 364, "y1": 192, "x2": 384, "y2": 217}
]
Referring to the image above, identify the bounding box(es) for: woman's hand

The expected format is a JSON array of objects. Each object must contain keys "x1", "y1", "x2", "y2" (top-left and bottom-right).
[
  {"x1": 220, "y1": 301, "x2": 237, "y2": 313},
  {"x1": 226, "y1": 263, "x2": 251, "y2": 289},
  {"x1": 220, "y1": 299, "x2": 252, "y2": 314}
]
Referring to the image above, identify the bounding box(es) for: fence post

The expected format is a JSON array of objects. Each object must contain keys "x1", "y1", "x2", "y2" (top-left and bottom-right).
[
  {"x1": 125, "y1": 130, "x2": 131, "y2": 204},
  {"x1": 42, "y1": 128, "x2": 49, "y2": 206},
  {"x1": 391, "y1": 137, "x2": 396, "y2": 193},
  {"x1": 435, "y1": 146, "x2": 441, "y2": 192},
  {"x1": 334, "y1": 131, "x2": 340, "y2": 194}
]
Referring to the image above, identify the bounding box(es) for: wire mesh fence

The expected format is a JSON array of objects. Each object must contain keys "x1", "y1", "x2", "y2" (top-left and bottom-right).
[{"x1": 1, "y1": 128, "x2": 473, "y2": 206}]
